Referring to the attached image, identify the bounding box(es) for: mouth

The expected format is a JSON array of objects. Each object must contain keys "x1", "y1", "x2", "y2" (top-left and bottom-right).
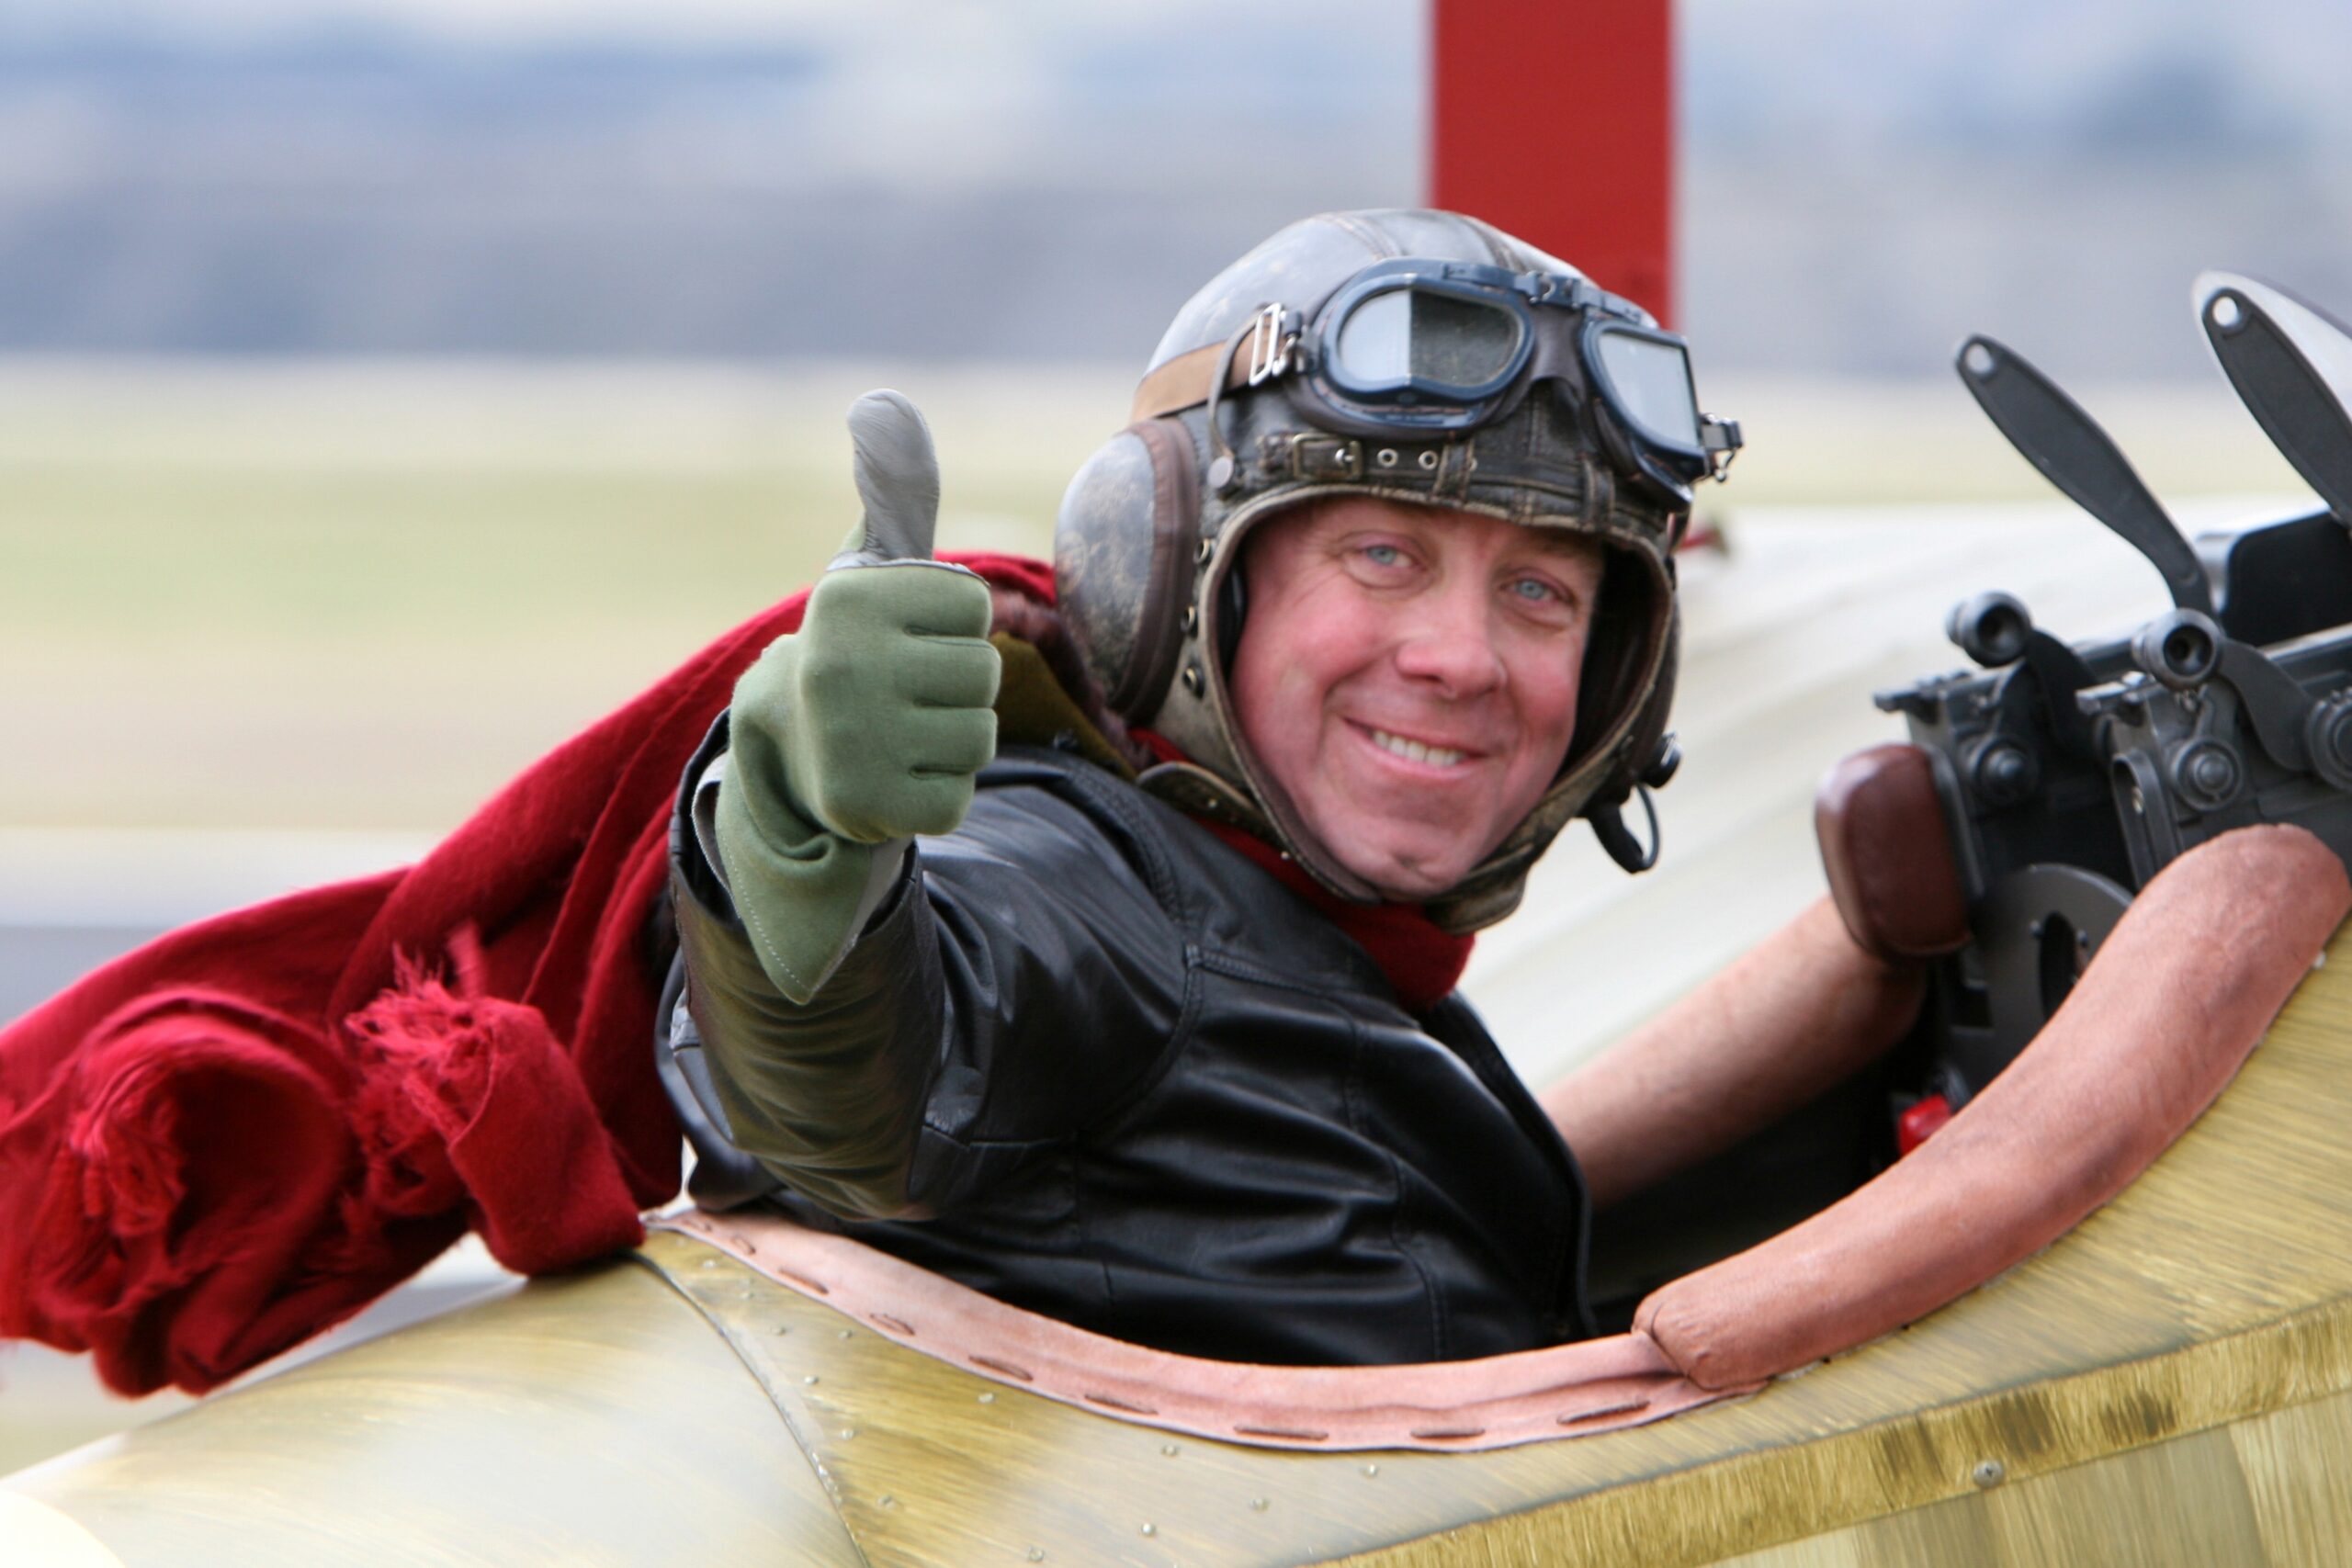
[{"x1": 1361, "y1": 724, "x2": 1473, "y2": 770}]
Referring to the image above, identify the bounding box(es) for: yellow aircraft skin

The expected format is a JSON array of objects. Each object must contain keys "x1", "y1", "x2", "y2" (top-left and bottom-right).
[{"x1": 5, "y1": 919, "x2": 2350, "y2": 1566}]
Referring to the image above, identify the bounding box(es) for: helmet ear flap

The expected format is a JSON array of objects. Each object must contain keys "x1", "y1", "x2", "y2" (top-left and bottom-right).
[{"x1": 1055, "y1": 416, "x2": 1204, "y2": 728}]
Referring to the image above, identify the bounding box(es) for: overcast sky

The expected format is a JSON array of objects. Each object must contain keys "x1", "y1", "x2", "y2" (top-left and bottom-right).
[
  {"x1": 5, "y1": 0, "x2": 2347, "y2": 373},
  {"x1": 16, "y1": 0, "x2": 2352, "y2": 155},
  {"x1": 8, "y1": 0, "x2": 1324, "y2": 46}
]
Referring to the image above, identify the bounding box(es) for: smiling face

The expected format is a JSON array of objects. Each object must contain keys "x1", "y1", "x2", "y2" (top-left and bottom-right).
[{"x1": 1227, "y1": 495, "x2": 1609, "y2": 901}]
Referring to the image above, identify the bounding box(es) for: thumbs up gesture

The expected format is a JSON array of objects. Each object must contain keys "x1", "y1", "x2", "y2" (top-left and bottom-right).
[{"x1": 728, "y1": 391, "x2": 1002, "y2": 848}]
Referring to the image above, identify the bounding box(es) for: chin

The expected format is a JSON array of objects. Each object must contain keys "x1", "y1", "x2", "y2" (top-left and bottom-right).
[{"x1": 1340, "y1": 840, "x2": 1480, "y2": 904}]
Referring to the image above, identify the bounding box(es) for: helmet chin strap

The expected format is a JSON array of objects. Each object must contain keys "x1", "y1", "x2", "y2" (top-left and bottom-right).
[
  {"x1": 1589, "y1": 787, "x2": 1661, "y2": 873},
  {"x1": 1588, "y1": 731, "x2": 1680, "y2": 873}
]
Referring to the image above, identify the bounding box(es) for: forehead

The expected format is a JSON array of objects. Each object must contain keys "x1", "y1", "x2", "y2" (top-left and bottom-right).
[{"x1": 1267, "y1": 494, "x2": 1605, "y2": 567}]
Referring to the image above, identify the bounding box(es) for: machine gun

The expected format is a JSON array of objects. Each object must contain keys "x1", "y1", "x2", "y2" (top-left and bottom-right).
[{"x1": 1876, "y1": 272, "x2": 2352, "y2": 1109}]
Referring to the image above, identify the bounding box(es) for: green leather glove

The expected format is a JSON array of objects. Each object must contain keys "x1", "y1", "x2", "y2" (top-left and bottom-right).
[{"x1": 712, "y1": 390, "x2": 1001, "y2": 1002}]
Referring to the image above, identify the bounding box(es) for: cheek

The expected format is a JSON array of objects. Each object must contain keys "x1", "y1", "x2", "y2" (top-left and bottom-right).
[
  {"x1": 1230, "y1": 602, "x2": 1363, "y2": 761},
  {"x1": 1510, "y1": 637, "x2": 1589, "y2": 773},
  {"x1": 1229, "y1": 619, "x2": 1313, "y2": 762}
]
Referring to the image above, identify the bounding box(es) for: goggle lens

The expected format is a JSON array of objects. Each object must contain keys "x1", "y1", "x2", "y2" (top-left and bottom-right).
[
  {"x1": 1330, "y1": 287, "x2": 1527, "y2": 396},
  {"x1": 1590, "y1": 325, "x2": 1702, "y2": 454}
]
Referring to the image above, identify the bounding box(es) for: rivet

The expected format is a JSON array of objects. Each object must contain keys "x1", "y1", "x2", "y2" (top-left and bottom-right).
[
  {"x1": 698, "y1": 1258, "x2": 718, "y2": 1269},
  {"x1": 1182, "y1": 664, "x2": 1205, "y2": 696},
  {"x1": 879, "y1": 1495, "x2": 898, "y2": 1509},
  {"x1": 803, "y1": 1375, "x2": 820, "y2": 1386},
  {"x1": 978, "y1": 1392, "x2": 997, "y2": 1404},
  {"x1": 1417, "y1": 450, "x2": 1438, "y2": 469},
  {"x1": 1362, "y1": 1463, "x2": 1379, "y2": 1477},
  {"x1": 1375, "y1": 448, "x2": 1398, "y2": 468},
  {"x1": 1028, "y1": 1551, "x2": 1046, "y2": 1562},
  {"x1": 838, "y1": 1328, "x2": 854, "y2": 1339},
  {"x1": 840, "y1": 1428, "x2": 856, "y2": 1441},
  {"x1": 1972, "y1": 1459, "x2": 2006, "y2": 1488},
  {"x1": 1182, "y1": 604, "x2": 1198, "y2": 635},
  {"x1": 1250, "y1": 1497, "x2": 1269, "y2": 1512},
  {"x1": 1141, "y1": 1523, "x2": 1158, "y2": 1537},
  {"x1": 1160, "y1": 1443, "x2": 1179, "y2": 1457},
  {"x1": 1195, "y1": 537, "x2": 1214, "y2": 565},
  {"x1": 774, "y1": 1325, "x2": 790, "y2": 1336}
]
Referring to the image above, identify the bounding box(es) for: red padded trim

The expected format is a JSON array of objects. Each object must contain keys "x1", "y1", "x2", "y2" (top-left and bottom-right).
[
  {"x1": 1636, "y1": 825, "x2": 2349, "y2": 1391},
  {"x1": 658, "y1": 1211, "x2": 1744, "y2": 1452}
]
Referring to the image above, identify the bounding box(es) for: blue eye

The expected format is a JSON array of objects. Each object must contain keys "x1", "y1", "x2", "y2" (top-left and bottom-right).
[
  {"x1": 1510, "y1": 578, "x2": 1556, "y2": 603},
  {"x1": 1363, "y1": 544, "x2": 1404, "y2": 567}
]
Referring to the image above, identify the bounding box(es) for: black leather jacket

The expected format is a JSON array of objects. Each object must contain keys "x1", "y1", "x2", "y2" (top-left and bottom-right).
[{"x1": 663, "y1": 725, "x2": 1593, "y2": 1365}]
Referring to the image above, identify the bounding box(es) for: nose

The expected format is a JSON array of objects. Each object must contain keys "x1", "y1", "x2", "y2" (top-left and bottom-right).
[{"x1": 1391, "y1": 577, "x2": 1506, "y2": 698}]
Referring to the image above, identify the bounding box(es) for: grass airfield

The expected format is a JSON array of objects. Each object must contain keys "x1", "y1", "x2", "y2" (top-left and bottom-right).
[
  {"x1": 0, "y1": 356, "x2": 2320, "y2": 1473},
  {"x1": 0, "y1": 359, "x2": 1122, "y2": 831},
  {"x1": 0, "y1": 358, "x2": 2310, "y2": 831}
]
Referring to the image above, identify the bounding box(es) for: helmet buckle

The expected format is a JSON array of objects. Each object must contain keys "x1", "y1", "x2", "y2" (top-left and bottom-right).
[
  {"x1": 1245, "y1": 303, "x2": 1299, "y2": 388},
  {"x1": 1274, "y1": 432, "x2": 1363, "y2": 481}
]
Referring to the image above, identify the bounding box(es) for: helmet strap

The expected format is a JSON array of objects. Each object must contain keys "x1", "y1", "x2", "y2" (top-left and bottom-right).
[{"x1": 1201, "y1": 317, "x2": 1261, "y2": 494}]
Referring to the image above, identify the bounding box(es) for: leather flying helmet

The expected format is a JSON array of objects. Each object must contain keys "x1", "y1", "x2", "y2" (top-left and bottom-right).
[{"x1": 1055, "y1": 209, "x2": 1733, "y2": 932}]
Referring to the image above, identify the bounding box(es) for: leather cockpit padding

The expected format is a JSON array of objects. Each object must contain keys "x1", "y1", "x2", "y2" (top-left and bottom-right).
[
  {"x1": 655, "y1": 1209, "x2": 1744, "y2": 1452},
  {"x1": 1815, "y1": 742, "x2": 1969, "y2": 961},
  {"x1": 1544, "y1": 897, "x2": 1924, "y2": 1213},
  {"x1": 1106, "y1": 418, "x2": 1199, "y2": 726},
  {"x1": 1635, "y1": 824, "x2": 2350, "y2": 1392}
]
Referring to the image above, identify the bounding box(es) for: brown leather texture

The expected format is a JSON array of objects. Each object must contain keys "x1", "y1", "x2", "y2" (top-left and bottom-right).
[
  {"x1": 1110, "y1": 418, "x2": 1199, "y2": 724},
  {"x1": 1635, "y1": 824, "x2": 2350, "y2": 1391},
  {"x1": 659, "y1": 1210, "x2": 1746, "y2": 1452},
  {"x1": 1815, "y1": 742, "x2": 1970, "y2": 961},
  {"x1": 1129, "y1": 339, "x2": 1245, "y2": 423}
]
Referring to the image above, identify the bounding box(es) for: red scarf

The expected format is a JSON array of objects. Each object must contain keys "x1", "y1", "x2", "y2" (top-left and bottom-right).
[
  {"x1": 0, "y1": 553, "x2": 1055, "y2": 1396},
  {"x1": 1129, "y1": 733, "x2": 1475, "y2": 1013}
]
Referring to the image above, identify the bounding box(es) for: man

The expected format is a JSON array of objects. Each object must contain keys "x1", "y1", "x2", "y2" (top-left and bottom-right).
[{"x1": 661, "y1": 209, "x2": 1873, "y2": 1366}]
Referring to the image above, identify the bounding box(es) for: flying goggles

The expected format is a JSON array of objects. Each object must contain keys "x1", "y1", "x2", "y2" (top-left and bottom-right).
[{"x1": 1134, "y1": 257, "x2": 1742, "y2": 502}]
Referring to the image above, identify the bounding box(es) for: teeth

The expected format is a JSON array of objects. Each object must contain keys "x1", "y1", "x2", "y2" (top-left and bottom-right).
[{"x1": 1371, "y1": 728, "x2": 1465, "y2": 768}]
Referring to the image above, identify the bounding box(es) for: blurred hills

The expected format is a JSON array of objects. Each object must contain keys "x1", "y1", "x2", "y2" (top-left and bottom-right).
[{"x1": 2, "y1": 0, "x2": 2350, "y2": 377}]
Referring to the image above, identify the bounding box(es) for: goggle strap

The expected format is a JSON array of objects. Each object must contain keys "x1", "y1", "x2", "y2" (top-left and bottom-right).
[
  {"x1": 1131, "y1": 305, "x2": 1300, "y2": 423},
  {"x1": 1132, "y1": 339, "x2": 1241, "y2": 422}
]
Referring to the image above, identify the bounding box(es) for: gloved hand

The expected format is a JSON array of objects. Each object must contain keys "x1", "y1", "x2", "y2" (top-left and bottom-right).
[{"x1": 712, "y1": 390, "x2": 1001, "y2": 1002}]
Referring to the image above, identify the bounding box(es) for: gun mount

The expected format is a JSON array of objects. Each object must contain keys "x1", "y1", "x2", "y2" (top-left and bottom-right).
[{"x1": 1879, "y1": 273, "x2": 2352, "y2": 1106}]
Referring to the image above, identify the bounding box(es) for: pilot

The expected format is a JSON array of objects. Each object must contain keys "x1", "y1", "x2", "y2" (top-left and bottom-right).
[{"x1": 660, "y1": 210, "x2": 1873, "y2": 1366}]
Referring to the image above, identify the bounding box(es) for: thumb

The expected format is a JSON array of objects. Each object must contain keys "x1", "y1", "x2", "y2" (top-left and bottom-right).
[{"x1": 834, "y1": 389, "x2": 942, "y2": 566}]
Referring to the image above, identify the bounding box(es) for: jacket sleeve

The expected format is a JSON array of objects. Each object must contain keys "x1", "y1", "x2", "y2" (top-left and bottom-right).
[{"x1": 672, "y1": 728, "x2": 1192, "y2": 1222}]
